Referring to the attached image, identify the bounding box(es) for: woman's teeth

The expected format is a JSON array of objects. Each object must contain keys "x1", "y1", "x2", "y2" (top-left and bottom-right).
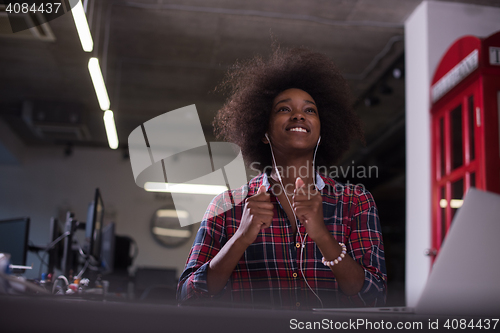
[{"x1": 289, "y1": 127, "x2": 307, "y2": 133}]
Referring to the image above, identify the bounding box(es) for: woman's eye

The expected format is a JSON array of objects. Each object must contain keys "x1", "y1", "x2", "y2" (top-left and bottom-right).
[
  {"x1": 277, "y1": 107, "x2": 289, "y2": 112},
  {"x1": 306, "y1": 108, "x2": 317, "y2": 113}
]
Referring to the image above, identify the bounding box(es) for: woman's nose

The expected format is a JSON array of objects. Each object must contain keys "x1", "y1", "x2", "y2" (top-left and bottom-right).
[{"x1": 291, "y1": 109, "x2": 305, "y2": 121}]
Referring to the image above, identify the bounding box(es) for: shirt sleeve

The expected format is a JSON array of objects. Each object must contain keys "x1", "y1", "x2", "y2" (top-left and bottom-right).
[
  {"x1": 344, "y1": 187, "x2": 387, "y2": 307},
  {"x1": 176, "y1": 193, "x2": 230, "y2": 304}
]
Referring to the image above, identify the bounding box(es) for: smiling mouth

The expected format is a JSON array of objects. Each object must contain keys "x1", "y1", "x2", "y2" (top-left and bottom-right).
[{"x1": 288, "y1": 127, "x2": 308, "y2": 133}]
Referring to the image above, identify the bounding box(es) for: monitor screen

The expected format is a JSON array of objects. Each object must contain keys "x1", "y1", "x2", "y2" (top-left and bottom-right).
[
  {"x1": 100, "y1": 222, "x2": 115, "y2": 275},
  {"x1": 85, "y1": 188, "x2": 104, "y2": 263},
  {"x1": 0, "y1": 217, "x2": 30, "y2": 266}
]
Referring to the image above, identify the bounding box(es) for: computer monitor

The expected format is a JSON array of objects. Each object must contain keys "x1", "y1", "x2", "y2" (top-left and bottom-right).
[
  {"x1": 85, "y1": 188, "x2": 104, "y2": 264},
  {"x1": 100, "y1": 222, "x2": 115, "y2": 275},
  {"x1": 0, "y1": 217, "x2": 30, "y2": 269}
]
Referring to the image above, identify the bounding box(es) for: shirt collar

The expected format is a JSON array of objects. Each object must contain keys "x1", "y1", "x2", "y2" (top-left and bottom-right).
[{"x1": 262, "y1": 171, "x2": 325, "y2": 191}]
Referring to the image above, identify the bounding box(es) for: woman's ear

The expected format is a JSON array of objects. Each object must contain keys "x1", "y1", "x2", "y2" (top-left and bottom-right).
[{"x1": 262, "y1": 133, "x2": 269, "y2": 144}]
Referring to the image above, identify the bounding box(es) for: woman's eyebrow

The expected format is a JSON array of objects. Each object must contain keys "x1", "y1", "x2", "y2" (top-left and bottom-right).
[{"x1": 273, "y1": 98, "x2": 291, "y2": 108}]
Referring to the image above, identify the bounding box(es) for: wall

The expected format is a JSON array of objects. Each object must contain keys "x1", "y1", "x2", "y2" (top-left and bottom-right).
[
  {"x1": 405, "y1": 1, "x2": 500, "y2": 307},
  {"x1": 0, "y1": 143, "x2": 200, "y2": 280}
]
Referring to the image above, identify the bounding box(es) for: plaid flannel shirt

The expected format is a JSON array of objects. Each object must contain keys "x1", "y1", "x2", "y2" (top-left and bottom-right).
[{"x1": 177, "y1": 172, "x2": 387, "y2": 309}]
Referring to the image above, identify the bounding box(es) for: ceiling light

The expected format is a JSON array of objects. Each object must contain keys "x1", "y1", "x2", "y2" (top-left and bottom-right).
[
  {"x1": 144, "y1": 182, "x2": 228, "y2": 195},
  {"x1": 88, "y1": 58, "x2": 110, "y2": 111},
  {"x1": 156, "y1": 209, "x2": 189, "y2": 219},
  {"x1": 152, "y1": 227, "x2": 192, "y2": 238},
  {"x1": 450, "y1": 199, "x2": 463, "y2": 209},
  {"x1": 439, "y1": 199, "x2": 463, "y2": 209},
  {"x1": 103, "y1": 110, "x2": 119, "y2": 149},
  {"x1": 71, "y1": 0, "x2": 93, "y2": 52}
]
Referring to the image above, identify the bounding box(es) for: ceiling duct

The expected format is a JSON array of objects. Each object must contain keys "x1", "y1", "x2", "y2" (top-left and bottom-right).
[{"x1": 22, "y1": 101, "x2": 91, "y2": 142}]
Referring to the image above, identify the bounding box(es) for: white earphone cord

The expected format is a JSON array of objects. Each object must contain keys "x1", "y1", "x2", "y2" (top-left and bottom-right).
[{"x1": 265, "y1": 133, "x2": 324, "y2": 308}]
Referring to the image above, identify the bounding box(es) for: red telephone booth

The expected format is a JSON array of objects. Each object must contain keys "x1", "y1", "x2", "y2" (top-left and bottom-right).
[{"x1": 430, "y1": 31, "x2": 500, "y2": 260}]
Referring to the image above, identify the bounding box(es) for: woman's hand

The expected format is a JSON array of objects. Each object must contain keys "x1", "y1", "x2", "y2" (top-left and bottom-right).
[
  {"x1": 208, "y1": 185, "x2": 273, "y2": 295},
  {"x1": 293, "y1": 177, "x2": 328, "y2": 242},
  {"x1": 234, "y1": 185, "x2": 274, "y2": 246}
]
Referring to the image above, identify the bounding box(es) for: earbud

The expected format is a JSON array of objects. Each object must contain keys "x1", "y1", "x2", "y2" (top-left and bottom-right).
[{"x1": 317, "y1": 136, "x2": 321, "y2": 145}]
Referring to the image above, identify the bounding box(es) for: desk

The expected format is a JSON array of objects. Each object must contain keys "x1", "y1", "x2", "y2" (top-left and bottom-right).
[{"x1": 0, "y1": 294, "x2": 495, "y2": 333}]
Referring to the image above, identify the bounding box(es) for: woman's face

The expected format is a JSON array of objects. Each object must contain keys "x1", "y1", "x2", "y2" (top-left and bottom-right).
[{"x1": 266, "y1": 88, "x2": 321, "y2": 155}]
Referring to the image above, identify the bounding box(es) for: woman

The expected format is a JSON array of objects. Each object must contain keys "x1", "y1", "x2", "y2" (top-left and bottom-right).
[{"x1": 177, "y1": 47, "x2": 387, "y2": 309}]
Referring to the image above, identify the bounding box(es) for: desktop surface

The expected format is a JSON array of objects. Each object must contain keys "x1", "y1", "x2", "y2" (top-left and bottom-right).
[{"x1": 0, "y1": 294, "x2": 496, "y2": 333}]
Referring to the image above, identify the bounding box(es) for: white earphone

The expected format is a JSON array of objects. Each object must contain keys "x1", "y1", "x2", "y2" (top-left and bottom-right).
[
  {"x1": 264, "y1": 131, "x2": 324, "y2": 307},
  {"x1": 265, "y1": 133, "x2": 321, "y2": 185}
]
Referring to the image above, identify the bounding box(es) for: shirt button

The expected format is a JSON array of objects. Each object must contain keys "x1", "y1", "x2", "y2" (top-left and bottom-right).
[
  {"x1": 292, "y1": 272, "x2": 298, "y2": 278},
  {"x1": 296, "y1": 302, "x2": 300, "y2": 307},
  {"x1": 295, "y1": 243, "x2": 300, "y2": 248}
]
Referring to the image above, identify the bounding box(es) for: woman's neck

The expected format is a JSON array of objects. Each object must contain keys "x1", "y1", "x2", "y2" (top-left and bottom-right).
[{"x1": 269, "y1": 155, "x2": 316, "y2": 191}]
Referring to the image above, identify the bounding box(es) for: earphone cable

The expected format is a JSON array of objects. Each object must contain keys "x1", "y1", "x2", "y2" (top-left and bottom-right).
[{"x1": 265, "y1": 133, "x2": 324, "y2": 307}]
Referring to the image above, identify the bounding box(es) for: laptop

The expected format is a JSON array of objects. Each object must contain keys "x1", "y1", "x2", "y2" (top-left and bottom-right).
[{"x1": 314, "y1": 188, "x2": 500, "y2": 316}]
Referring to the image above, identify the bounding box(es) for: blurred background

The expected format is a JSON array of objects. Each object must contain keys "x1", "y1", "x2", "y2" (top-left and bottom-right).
[{"x1": 0, "y1": 0, "x2": 499, "y2": 306}]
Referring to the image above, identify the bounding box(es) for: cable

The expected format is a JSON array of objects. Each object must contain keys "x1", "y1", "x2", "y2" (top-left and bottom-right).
[
  {"x1": 75, "y1": 242, "x2": 101, "y2": 276},
  {"x1": 29, "y1": 241, "x2": 49, "y2": 277},
  {"x1": 312, "y1": 136, "x2": 321, "y2": 189},
  {"x1": 45, "y1": 231, "x2": 71, "y2": 251},
  {"x1": 75, "y1": 261, "x2": 89, "y2": 280},
  {"x1": 52, "y1": 275, "x2": 69, "y2": 294},
  {"x1": 266, "y1": 133, "x2": 324, "y2": 307},
  {"x1": 30, "y1": 232, "x2": 69, "y2": 278},
  {"x1": 299, "y1": 233, "x2": 323, "y2": 308},
  {"x1": 36, "y1": 252, "x2": 48, "y2": 278},
  {"x1": 77, "y1": 245, "x2": 86, "y2": 258}
]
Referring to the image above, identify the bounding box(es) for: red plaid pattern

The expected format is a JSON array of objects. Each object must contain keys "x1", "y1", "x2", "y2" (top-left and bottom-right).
[{"x1": 177, "y1": 173, "x2": 387, "y2": 309}]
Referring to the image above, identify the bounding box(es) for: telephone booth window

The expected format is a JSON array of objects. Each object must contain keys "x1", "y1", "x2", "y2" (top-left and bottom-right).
[
  {"x1": 450, "y1": 178, "x2": 463, "y2": 221},
  {"x1": 451, "y1": 105, "x2": 463, "y2": 170},
  {"x1": 430, "y1": 32, "x2": 500, "y2": 263},
  {"x1": 439, "y1": 118, "x2": 445, "y2": 177},
  {"x1": 467, "y1": 96, "x2": 475, "y2": 161},
  {"x1": 439, "y1": 186, "x2": 446, "y2": 243}
]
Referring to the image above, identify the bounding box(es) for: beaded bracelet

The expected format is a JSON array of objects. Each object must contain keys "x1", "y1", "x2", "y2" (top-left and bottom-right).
[{"x1": 321, "y1": 243, "x2": 347, "y2": 267}]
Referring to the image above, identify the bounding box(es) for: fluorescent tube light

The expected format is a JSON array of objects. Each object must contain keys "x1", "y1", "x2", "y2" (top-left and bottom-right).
[
  {"x1": 152, "y1": 227, "x2": 192, "y2": 238},
  {"x1": 71, "y1": 1, "x2": 93, "y2": 52},
  {"x1": 439, "y1": 199, "x2": 447, "y2": 208},
  {"x1": 103, "y1": 110, "x2": 119, "y2": 149},
  {"x1": 88, "y1": 58, "x2": 110, "y2": 111},
  {"x1": 439, "y1": 199, "x2": 463, "y2": 209},
  {"x1": 144, "y1": 182, "x2": 228, "y2": 195}
]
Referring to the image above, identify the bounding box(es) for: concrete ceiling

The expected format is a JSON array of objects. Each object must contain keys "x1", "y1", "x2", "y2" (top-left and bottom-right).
[{"x1": 0, "y1": 0, "x2": 498, "y2": 157}]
